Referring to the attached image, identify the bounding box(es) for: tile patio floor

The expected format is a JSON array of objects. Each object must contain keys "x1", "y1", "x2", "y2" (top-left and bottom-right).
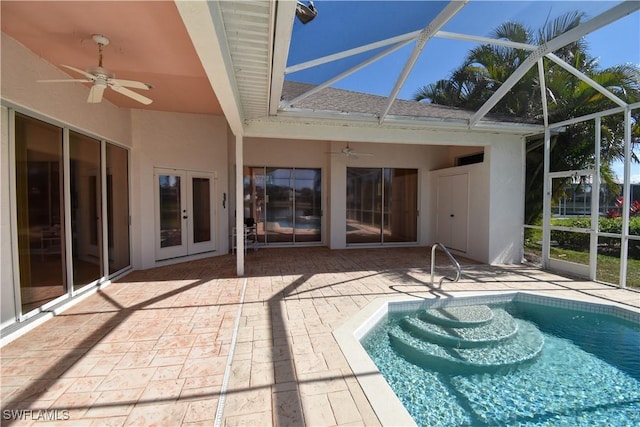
[{"x1": 1, "y1": 247, "x2": 639, "y2": 426}]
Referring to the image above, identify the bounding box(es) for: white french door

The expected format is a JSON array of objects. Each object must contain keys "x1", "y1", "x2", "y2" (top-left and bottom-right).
[{"x1": 155, "y1": 168, "x2": 215, "y2": 260}]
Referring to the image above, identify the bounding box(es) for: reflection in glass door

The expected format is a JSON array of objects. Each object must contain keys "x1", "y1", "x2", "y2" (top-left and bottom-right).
[
  {"x1": 70, "y1": 131, "x2": 103, "y2": 290},
  {"x1": 15, "y1": 113, "x2": 66, "y2": 313},
  {"x1": 347, "y1": 168, "x2": 418, "y2": 244},
  {"x1": 266, "y1": 168, "x2": 294, "y2": 243},
  {"x1": 346, "y1": 168, "x2": 382, "y2": 244},
  {"x1": 191, "y1": 177, "x2": 211, "y2": 244},
  {"x1": 158, "y1": 171, "x2": 185, "y2": 257},
  {"x1": 155, "y1": 169, "x2": 215, "y2": 260},
  {"x1": 294, "y1": 169, "x2": 322, "y2": 243},
  {"x1": 243, "y1": 167, "x2": 321, "y2": 244},
  {"x1": 106, "y1": 144, "x2": 130, "y2": 274}
]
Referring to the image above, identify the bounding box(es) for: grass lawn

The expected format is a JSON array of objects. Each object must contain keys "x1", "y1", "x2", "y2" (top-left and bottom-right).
[{"x1": 530, "y1": 244, "x2": 640, "y2": 289}]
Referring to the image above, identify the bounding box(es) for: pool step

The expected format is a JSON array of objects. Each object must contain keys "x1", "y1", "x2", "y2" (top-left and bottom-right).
[
  {"x1": 402, "y1": 308, "x2": 518, "y2": 348},
  {"x1": 389, "y1": 305, "x2": 544, "y2": 374},
  {"x1": 421, "y1": 304, "x2": 494, "y2": 327}
]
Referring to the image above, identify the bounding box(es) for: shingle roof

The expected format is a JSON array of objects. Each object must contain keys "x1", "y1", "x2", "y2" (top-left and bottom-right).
[{"x1": 281, "y1": 81, "x2": 537, "y2": 124}]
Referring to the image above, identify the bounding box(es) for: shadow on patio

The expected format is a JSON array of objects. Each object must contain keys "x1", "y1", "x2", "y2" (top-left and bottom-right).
[{"x1": 1, "y1": 247, "x2": 637, "y2": 426}]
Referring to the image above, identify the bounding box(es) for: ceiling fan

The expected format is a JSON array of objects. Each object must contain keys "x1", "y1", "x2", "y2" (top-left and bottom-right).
[
  {"x1": 38, "y1": 34, "x2": 152, "y2": 105},
  {"x1": 328, "y1": 143, "x2": 373, "y2": 158}
]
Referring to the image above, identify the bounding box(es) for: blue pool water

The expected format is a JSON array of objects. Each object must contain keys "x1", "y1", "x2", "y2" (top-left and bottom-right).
[{"x1": 361, "y1": 301, "x2": 640, "y2": 426}]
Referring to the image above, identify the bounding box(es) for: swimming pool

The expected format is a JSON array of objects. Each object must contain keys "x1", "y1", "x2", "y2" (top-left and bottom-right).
[{"x1": 335, "y1": 293, "x2": 640, "y2": 427}]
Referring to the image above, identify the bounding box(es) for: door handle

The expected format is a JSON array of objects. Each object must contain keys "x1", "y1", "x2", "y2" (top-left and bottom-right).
[
  {"x1": 183, "y1": 215, "x2": 188, "y2": 219},
  {"x1": 450, "y1": 214, "x2": 455, "y2": 218}
]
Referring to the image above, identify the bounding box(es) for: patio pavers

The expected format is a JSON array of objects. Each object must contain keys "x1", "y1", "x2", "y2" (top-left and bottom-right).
[{"x1": 1, "y1": 247, "x2": 638, "y2": 426}]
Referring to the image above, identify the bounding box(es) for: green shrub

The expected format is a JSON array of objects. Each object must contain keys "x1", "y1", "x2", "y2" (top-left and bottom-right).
[{"x1": 549, "y1": 216, "x2": 640, "y2": 257}]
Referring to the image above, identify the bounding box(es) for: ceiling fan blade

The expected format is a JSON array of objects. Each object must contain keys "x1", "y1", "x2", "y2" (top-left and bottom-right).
[
  {"x1": 351, "y1": 152, "x2": 374, "y2": 157},
  {"x1": 110, "y1": 84, "x2": 153, "y2": 105},
  {"x1": 109, "y1": 78, "x2": 151, "y2": 90},
  {"x1": 60, "y1": 64, "x2": 96, "y2": 81},
  {"x1": 37, "y1": 79, "x2": 92, "y2": 83},
  {"x1": 87, "y1": 84, "x2": 106, "y2": 103}
]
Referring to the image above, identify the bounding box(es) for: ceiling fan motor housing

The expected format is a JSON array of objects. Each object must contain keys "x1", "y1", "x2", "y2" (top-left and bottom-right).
[{"x1": 86, "y1": 66, "x2": 114, "y2": 81}]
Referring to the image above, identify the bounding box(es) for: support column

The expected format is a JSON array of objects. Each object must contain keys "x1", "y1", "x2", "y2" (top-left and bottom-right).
[
  {"x1": 590, "y1": 117, "x2": 601, "y2": 281},
  {"x1": 235, "y1": 134, "x2": 244, "y2": 276},
  {"x1": 619, "y1": 108, "x2": 632, "y2": 288},
  {"x1": 542, "y1": 128, "x2": 551, "y2": 269}
]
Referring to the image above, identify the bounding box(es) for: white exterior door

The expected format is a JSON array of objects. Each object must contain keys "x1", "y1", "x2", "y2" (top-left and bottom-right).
[
  {"x1": 436, "y1": 173, "x2": 469, "y2": 252},
  {"x1": 155, "y1": 168, "x2": 215, "y2": 260}
]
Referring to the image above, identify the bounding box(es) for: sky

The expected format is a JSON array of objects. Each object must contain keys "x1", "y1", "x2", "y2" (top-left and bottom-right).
[{"x1": 288, "y1": 0, "x2": 640, "y2": 183}]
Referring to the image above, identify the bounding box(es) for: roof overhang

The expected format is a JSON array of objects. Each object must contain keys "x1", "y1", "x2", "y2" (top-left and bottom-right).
[{"x1": 244, "y1": 111, "x2": 543, "y2": 144}]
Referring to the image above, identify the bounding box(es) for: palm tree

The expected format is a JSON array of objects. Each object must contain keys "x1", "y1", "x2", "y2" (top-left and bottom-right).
[{"x1": 414, "y1": 11, "x2": 640, "y2": 224}]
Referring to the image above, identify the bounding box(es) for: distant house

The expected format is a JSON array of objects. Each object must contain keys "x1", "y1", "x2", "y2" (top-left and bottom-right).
[{"x1": 553, "y1": 181, "x2": 640, "y2": 217}]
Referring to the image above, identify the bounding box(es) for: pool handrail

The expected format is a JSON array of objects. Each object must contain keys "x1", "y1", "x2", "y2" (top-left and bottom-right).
[{"x1": 430, "y1": 242, "x2": 462, "y2": 287}]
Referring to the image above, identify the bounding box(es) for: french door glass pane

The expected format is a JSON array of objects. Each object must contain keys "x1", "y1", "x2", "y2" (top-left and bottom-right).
[
  {"x1": 70, "y1": 131, "x2": 102, "y2": 290},
  {"x1": 106, "y1": 144, "x2": 130, "y2": 274},
  {"x1": 159, "y1": 175, "x2": 182, "y2": 248},
  {"x1": 266, "y1": 168, "x2": 294, "y2": 243},
  {"x1": 15, "y1": 113, "x2": 66, "y2": 313},
  {"x1": 294, "y1": 168, "x2": 321, "y2": 242},
  {"x1": 347, "y1": 168, "x2": 382, "y2": 244},
  {"x1": 192, "y1": 177, "x2": 211, "y2": 243}
]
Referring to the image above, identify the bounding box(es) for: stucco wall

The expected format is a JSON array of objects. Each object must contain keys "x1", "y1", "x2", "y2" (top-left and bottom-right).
[
  {"x1": 487, "y1": 139, "x2": 525, "y2": 264},
  {"x1": 131, "y1": 109, "x2": 229, "y2": 269}
]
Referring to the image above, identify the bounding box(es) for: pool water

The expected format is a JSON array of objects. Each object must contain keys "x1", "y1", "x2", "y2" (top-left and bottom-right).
[{"x1": 361, "y1": 301, "x2": 640, "y2": 426}]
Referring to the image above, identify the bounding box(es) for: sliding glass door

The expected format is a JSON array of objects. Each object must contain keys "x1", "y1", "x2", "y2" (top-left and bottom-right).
[
  {"x1": 346, "y1": 167, "x2": 418, "y2": 244},
  {"x1": 266, "y1": 168, "x2": 294, "y2": 243},
  {"x1": 346, "y1": 168, "x2": 382, "y2": 244},
  {"x1": 70, "y1": 131, "x2": 103, "y2": 290},
  {"x1": 243, "y1": 167, "x2": 321, "y2": 244},
  {"x1": 294, "y1": 168, "x2": 322, "y2": 243},
  {"x1": 15, "y1": 114, "x2": 66, "y2": 313},
  {"x1": 107, "y1": 144, "x2": 130, "y2": 274},
  {"x1": 13, "y1": 112, "x2": 131, "y2": 317}
]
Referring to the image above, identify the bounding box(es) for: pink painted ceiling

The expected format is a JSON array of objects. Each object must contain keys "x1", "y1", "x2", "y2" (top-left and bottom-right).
[{"x1": 1, "y1": 1, "x2": 223, "y2": 115}]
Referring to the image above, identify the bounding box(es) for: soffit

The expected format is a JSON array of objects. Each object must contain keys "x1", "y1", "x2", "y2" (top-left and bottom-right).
[
  {"x1": 1, "y1": 1, "x2": 223, "y2": 115},
  {"x1": 217, "y1": 1, "x2": 274, "y2": 120}
]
